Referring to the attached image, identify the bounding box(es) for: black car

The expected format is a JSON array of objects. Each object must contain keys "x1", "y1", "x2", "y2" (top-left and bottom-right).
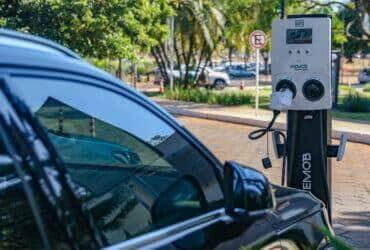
[{"x1": 0, "y1": 29, "x2": 334, "y2": 250}]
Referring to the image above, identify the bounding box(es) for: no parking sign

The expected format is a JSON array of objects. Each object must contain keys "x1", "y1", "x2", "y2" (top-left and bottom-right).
[{"x1": 249, "y1": 30, "x2": 267, "y2": 49}]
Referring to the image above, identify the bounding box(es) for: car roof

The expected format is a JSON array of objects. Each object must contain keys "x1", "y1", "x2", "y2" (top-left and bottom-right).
[{"x1": 0, "y1": 28, "x2": 127, "y2": 88}]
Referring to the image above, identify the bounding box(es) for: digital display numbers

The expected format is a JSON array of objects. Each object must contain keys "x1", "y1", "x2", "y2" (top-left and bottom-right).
[{"x1": 286, "y1": 28, "x2": 312, "y2": 44}]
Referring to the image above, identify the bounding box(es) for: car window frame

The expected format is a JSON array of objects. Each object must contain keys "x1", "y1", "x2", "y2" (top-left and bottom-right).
[
  {"x1": 5, "y1": 68, "x2": 227, "y2": 245},
  {"x1": 0, "y1": 75, "x2": 104, "y2": 249}
]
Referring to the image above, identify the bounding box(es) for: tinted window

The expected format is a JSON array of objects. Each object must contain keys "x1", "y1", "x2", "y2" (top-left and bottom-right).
[
  {"x1": 0, "y1": 145, "x2": 70, "y2": 249},
  {"x1": 11, "y1": 76, "x2": 223, "y2": 245}
]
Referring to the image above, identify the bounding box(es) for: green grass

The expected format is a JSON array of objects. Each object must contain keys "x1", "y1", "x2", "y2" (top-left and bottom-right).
[
  {"x1": 338, "y1": 91, "x2": 370, "y2": 113},
  {"x1": 146, "y1": 85, "x2": 370, "y2": 122},
  {"x1": 363, "y1": 84, "x2": 370, "y2": 93},
  {"x1": 164, "y1": 87, "x2": 255, "y2": 106},
  {"x1": 332, "y1": 110, "x2": 370, "y2": 122},
  {"x1": 338, "y1": 84, "x2": 370, "y2": 98}
]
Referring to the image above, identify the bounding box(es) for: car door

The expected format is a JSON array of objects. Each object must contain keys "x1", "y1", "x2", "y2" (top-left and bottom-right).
[
  {"x1": 6, "y1": 74, "x2": 226, "y2": 246},
  {"x1": 6, "y1": 73, "x2": 280, "y2": 249}
]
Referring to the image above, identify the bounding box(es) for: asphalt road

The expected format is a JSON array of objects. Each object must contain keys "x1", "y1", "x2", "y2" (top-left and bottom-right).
[{"x1": 177, "y1": 116, "x2": 370, "y2": 249}]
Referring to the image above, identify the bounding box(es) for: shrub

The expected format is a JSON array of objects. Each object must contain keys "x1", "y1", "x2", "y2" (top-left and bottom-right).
[
  {"x1": 341, "y1": 91, "x2": 370, "y2": 112},
  {"x1": 363, "y1": 84, "x2": 370, "y2": 93},
  {"x1": 164, "y1": 88, "x2": 253, "y2": 106}
]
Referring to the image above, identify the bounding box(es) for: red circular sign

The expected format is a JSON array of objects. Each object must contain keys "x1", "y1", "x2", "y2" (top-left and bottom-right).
[{"x1": 249, "y1": 30, "x2": 267, "y2": 49}]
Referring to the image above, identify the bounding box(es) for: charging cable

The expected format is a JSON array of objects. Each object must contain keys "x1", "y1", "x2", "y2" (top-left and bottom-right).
[
  {"x1": 248, "y1": 110, "x2": 287, "y2": 185},
  {"x1": 248, "y1": 110, "x2": 281, "y2": 140}
]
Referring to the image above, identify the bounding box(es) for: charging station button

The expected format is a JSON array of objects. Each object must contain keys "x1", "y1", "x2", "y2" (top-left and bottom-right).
[{"x1": 303, "y1": 79, "x2": 325, "y2": 101}]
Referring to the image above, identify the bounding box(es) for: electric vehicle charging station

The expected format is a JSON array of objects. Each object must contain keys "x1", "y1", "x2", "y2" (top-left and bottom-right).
[
  {"x1": 272, "y1": 15, "x2": 348, "y2": 221},
  {"x1": 249, "y1": 14, "x2": 347, "y2": 222},
  {"x1": 271, "y1": 17, "x2": 332, "y2": 110}
]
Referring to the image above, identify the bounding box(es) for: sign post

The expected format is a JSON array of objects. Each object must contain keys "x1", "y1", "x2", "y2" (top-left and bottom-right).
[
  {"x1": 255, "y1": 49, "x2": 260, "y2": 116},
  {"x1": 249, "y1": 30, "x2": 267, "y2": 116}
]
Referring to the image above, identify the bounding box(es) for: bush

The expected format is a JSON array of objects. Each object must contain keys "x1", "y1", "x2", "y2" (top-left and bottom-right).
[
  {"x1": 164, "y1": 88, "x2": 253, "y2": 106},
  {"x1": 363, "y1": 84, "x2": 370, "y2": 93},
  {"x1": 341, "y1": 91, "x2": 370, "y2": 112}
]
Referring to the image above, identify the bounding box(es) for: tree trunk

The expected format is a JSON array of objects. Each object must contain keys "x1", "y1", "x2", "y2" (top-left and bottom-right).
[
  {"x1": 132, "y1": 62, "x2": 137, "y2": 89},
  {"x1": 347, "y1": 56, "x2": 353, "y2": 63},
  {"x1": 196, "y1": 49, "x2": 213, "y2": 85},
  {"x1": 156, "y1": 44, "x2": 172, "y2": 83},
  {"x1": 174, "y1": 38, "x2": 182, "y2": 80},
  {"x1": 117, "y1": 58, "x2": 122, "y2": 80},
  {"x1": 184, "y1": 26, "x2": 195, "y2": 87},
  {"x1": 160, "y1": 43, "x2": 171, "y2": 68},
  {"x1": 194, "y1": 42, "x2": 207, "y2": 84},
  {"x1": 228, "y1": 47, "x2": 233, "y2": 66},
  {"x1": 244, "y1": 47, "x2": 248, "y2": 68},
  {"x1": 263, "y1": 56, "x2": 269, "y2": 75},
  {"x1": 152, "y1": 48, "x2": 169, "y2": 84}
]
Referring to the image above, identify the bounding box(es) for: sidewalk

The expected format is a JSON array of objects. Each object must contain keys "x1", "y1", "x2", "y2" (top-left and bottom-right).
[{"x1": 152, "y1": 97, "x2": 370, "y2": 145}]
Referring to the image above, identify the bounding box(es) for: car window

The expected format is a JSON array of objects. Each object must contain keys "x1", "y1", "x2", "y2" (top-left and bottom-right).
[
  {"x1": 10, "y1": 76, "x2": 223, "y2": 246},
  {"x1": 0, "y1": 143, "x2": 71, "y2": 249}
]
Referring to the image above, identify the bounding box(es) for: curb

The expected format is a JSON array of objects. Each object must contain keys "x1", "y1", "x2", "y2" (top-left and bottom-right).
[{"x1": 165, "y1": 107, "x2": 370, "y2": 145}]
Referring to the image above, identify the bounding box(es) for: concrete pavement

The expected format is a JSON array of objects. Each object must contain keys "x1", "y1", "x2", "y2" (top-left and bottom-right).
[{"x1": 153, "y1": 98, "x2": 370, "y2": 145}]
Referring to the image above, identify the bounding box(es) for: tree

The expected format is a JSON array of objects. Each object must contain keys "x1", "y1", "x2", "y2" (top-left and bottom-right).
[
  {"x1": 152, "y1": 0, "x2": 224, "y2": 87},
  {"x1": 0, "y1": 0, "x2": 172, "y2": 77},
  {"x1": 294, "y1": 0, "x2": 369, "y2": 43},
  {"x1": 339, "y1": 6, "x2": 368, "y2": 62},
  {"x1": 221, "y1": 0, "x2": 254, "y2": 66}
]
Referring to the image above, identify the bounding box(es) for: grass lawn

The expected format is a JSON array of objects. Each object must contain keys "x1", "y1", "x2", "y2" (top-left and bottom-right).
[
  {"x1": 146, "y1": 84, "x2": 370, "y2": 123},
  {"x1": 331, "y1": 110, "x2": 370, "y2": 122}
]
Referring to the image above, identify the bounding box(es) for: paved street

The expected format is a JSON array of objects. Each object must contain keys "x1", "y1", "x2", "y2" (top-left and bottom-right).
[
  {"x1": 154, "y1": 98, "x2": 370, "y2": 144},
  {"x1": 177, "y1": 116, "x2": 370, "y2": 249}
]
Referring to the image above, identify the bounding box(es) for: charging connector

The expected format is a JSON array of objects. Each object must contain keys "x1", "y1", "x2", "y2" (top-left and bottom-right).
[{"x1": 270, "y1": 88, "x2": 294, "y2": 109}]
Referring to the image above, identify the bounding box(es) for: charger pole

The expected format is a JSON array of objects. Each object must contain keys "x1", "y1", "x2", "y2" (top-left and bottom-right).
[
  {"x1": 280, "y1": 0, "x2": 285, "y2": 19},
  {"x1": 283, "y1": 15, "x2": 333, "y2": 222}
]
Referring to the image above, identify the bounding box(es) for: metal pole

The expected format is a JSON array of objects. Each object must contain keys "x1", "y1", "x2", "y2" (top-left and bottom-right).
[
  {"x1": 133, "y1": 62, "x2": 137, "y2": 89},
  {"x1": 341, "y1": 12, "x2": 345, "y2": 85},
  {"x1": 280, "y1": 0, "x2": 285, "y2": 19},
  {"x1": 255, "y1": 49, "x2": 260, "y2": 116}
]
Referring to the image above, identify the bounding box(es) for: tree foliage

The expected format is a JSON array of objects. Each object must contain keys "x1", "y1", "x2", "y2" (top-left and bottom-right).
[
  {"x1": 0, "y1": 0, "x2": 172, "y2": 61},
  {"x1": 0, "y1": 0, "x2": 367, "y2": 83},
  {"x1": 152, "y1": 0, "x2": 226, "y2": 86}
]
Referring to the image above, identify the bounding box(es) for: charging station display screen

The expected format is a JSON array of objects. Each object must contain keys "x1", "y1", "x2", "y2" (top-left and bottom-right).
[{"x1": 286, "y1": 28, "x2": 312, "y2": 44}]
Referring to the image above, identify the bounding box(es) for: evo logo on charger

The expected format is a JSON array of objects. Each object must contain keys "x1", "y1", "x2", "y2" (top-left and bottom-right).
[{"x1": 290, "y1": 64, "x2": 308, "y2": 71}]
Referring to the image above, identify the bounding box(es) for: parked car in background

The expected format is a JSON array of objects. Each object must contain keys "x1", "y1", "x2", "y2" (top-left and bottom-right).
[
  {"x1": 154, "y1": 67, "x2": 230, "y2": 90},
  {"x1": 247, "y1": 62, "x2": 266, "y2": 72},
  {"x1": 221, "y1": 64, "x2": 256, "y2": 79},
  {"x1": 197, "y1": 67, "x2": 231, "y2": 89},
  {"x1": 358, "y1": 67, "x2": 370, "y2": 84},
  {"x1": 0, "y1": 29, "x2": 336, "y2": 250}
]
